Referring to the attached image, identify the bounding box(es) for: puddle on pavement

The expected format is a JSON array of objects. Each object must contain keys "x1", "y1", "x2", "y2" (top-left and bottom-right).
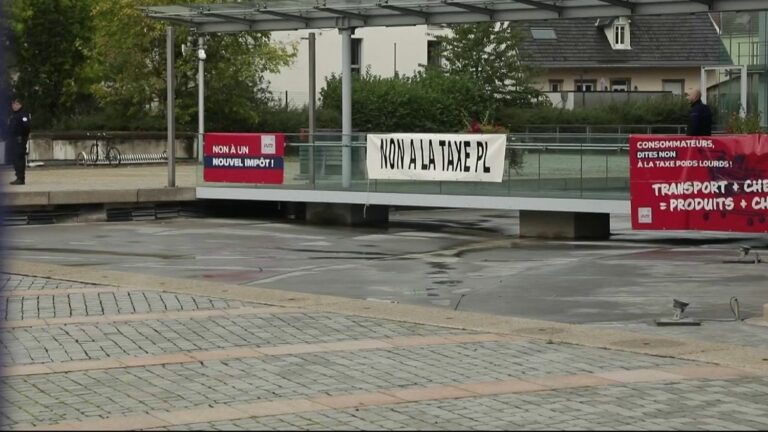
[{"x1": 432, "y1": 280, "x2": 462, "y2": 286}]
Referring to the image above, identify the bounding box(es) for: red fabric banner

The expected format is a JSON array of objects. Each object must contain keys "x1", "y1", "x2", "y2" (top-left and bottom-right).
[
  {"x1": 203, "y1": 133, "x2": 285, "y2": 184},
  {"x1": 630, "y1": 134, "x2": 768, "y2": 232}
]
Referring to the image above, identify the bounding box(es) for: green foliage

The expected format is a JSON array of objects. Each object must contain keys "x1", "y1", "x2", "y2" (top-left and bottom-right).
[
  {"x1": 726, "y1": 111, "x2": 763, "y2": 133},
  {"x1": 319, "y1": 69, "x2": 490, "y2": 132},
  {"x1": 436, "y1": 23, "x2": 545, "y2": 107},
  {"x1": 497, "y1": 95, "x2": 691, "y2": 132},
  {"x1": 254, "y1": 104, "x2": 308, "y2": 134},
  {"x1": 85, "y1": 0, "x2": 296, "y2": 132},
  {"x1": 9, "y1": 0, "x2": 94, "y2": 128},
  {"x1": 5, "y1": 0, "x2": 296, "y2": 131}
]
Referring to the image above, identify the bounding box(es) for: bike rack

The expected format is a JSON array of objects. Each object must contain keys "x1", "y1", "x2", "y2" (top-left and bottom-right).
[
  {"x1": 119, "y1": 151, "x2": 168, "y2": 164},
  {"x1": 75, "y1": 151, "x2": 167, "y2": 166}
]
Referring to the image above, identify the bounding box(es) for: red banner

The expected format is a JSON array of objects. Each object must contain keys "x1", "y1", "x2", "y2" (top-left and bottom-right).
[
  {"x1": 203, "y1": 133, "x2": 285, "y2": 184},
  {"x1": 630, "y1": 134, "x2": 768, "y2": 232}
]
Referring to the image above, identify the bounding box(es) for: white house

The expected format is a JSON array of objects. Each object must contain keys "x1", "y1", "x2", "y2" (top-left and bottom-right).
[{"x1": 265, "y1": 25, "x2": 449, "y2": 107}]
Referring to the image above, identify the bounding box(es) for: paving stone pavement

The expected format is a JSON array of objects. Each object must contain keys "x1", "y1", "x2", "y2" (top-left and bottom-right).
[
  {"x1": 144, "y1": 378, "x2": 768, "y2": 431},
  {"x1": 2, "y1": 272, "x2": 768, "y2": 431}
]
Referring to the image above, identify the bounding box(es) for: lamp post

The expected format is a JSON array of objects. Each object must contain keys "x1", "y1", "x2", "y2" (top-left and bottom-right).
[{"x1": 197, "y1": 36, "x2": 206, "y2": 163}]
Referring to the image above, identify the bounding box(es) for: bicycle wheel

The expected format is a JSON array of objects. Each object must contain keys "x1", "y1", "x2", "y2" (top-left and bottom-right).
[
  {"x1": 75, "y1": 151, "x2": 88, "y2": 166},
  {"x1": 106, "y1": 147, "x2": 121, "y2": 167},
  {"x1": 89, "y1": 144, "x2": 99, "y2": 165}
]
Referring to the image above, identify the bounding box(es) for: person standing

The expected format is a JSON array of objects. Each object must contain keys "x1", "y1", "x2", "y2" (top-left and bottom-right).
[
  {"x1": 686, "y1": 89, "x2": 712, "y2": 136},
  {"x1": 7, "y1": 97, "x2": 31, "y2": 185}
]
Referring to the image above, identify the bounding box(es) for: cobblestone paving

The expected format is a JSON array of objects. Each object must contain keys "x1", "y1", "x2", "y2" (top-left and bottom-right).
[
  {"x1": 0, "y1": 291, "x2": 248, "y2": 320},
  {"x1": 0, "y1": 312, "x2": 469, "y2": 365},
  {"x1": 150, "y1": 377, "x2": 768, "y2": 431},
  {"x1": 2, "y1": 273, "x2": 768, "y2": 431},
  {"x1": 1, "y1": 340, "x2": 695, "y2": 426},
  {"x1": 0, "y1": 274, "x2": 98, "y2": 291}
]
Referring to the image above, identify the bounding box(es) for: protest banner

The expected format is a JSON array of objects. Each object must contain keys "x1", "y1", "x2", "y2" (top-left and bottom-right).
[
  {"x1": 367, "y1": 133, "x2": 507, "y2": 182},
  {"x1": 630, "y1": 134, "x2": 768, "y2": 232},
  {"x1": 203, "y1": 133, "x2": 285, "y2": 184}
]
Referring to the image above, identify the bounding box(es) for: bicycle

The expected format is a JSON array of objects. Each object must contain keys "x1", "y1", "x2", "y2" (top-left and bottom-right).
[{"x1": 76, "y1": 132, "x2": 121, "y2": 167}]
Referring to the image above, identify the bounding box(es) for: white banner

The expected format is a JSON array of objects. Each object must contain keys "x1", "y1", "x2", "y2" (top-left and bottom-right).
[{"x1": 367, "y1": 133, "x2": 507, "y2": 182}]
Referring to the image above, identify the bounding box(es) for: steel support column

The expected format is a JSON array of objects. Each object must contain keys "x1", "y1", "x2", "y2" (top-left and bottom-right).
[
  {"x1": 341, "y1": 28, "x2": 352, "y2": 188},
  {"x1": 166, "y1": 26, "x2": 176, "y2": 187},
  {"x1": 198, "y1": 36, "x2": 205, "y2": 163},
  {"x1": 308, "y1": 32, "x2": 316, "y2": 184}
]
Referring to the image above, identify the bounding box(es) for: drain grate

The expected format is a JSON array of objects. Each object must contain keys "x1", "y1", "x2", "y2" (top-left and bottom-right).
[
  {"x1": 2, "y1": 210, "x2": 80, "y2": 226},
  {"x1": 106, "y1": 205, "x2": 202, "y2": 222},
  {"x1": 5, "y1": 205, "x2": 201, "y2": 225}
]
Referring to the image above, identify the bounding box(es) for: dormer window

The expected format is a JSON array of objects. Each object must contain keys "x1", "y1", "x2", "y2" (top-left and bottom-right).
[
  {"x1": 610, "y1": 17, "x2": 631, "y2": 49},
  {"x1": 598, "y1": 16, "x2": 631, "y2": 50}
]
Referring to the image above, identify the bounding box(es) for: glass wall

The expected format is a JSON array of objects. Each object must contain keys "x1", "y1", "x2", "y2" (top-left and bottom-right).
[{"x1": 718, "y1": 10, "x2": 768, "y2": 129}]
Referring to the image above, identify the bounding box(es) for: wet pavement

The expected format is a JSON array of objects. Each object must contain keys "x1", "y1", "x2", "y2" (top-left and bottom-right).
[{"x1": 4, "y1": 208, "x2": 768, "y2": 350}]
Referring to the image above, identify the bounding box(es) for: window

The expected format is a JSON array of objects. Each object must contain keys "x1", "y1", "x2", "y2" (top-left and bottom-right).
[
  {"x1": 610, "y1": 79, "x2": 630, "y2": 92},
  {"x1": 427, "y1": 40, "x2": 442, "y2": 68},
  {"x1": 531, "y1": 28, "x2": 557, "y2": 40},
  {"x1": 549, "y1": 80, "x2": 564, "y2": 92},
  {"x1": 608, "y1": 17, "x2": 631, "y2": 49},
  {"x1": 351, "y1": 38, "x2": 362, "y2": 75},
  {"x1": 575, "y1": 79, "x2": 596, "y2": 92},
  {"x1": 662, "y1": 79, "x2": 684, "y2": 95},
  {"x1": 614, "y1": 25, "x2": 626, "y2": 46}
]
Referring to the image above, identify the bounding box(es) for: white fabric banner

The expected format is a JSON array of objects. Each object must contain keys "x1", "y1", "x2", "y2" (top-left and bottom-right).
[{"x1": 366, "y1": 133, "x2": 507, "y2": 182}]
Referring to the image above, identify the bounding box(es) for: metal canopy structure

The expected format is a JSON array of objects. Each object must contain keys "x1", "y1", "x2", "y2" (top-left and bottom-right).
[
  {"x1": 143, "y1": 0, "x2": 768, "y2": 32},
  {"x1": 145, "y1": 0, "x2": 768, "y2": 188}
]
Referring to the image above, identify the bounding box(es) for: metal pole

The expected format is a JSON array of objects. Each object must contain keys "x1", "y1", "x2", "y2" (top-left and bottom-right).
[
  {"x1": 700, "y1": 66, "x2": 707, "y2": 104},
  {"x1": 393, "y1": 42, "x2": 397, "y2": 75},
  {"x1": 341, "y1": 28, "x2": 352, "y2": 188},
  {"x1": 740, "y1": 65, "x2": 748, "y2": 118},
  {"x1": 166, "y1": 26, "x2": 176, "y2": 188},
  {"x1": 198, "y1": 36, "x2": 205, "y2": 164},
  {"x1": 308, "y1": 32, "x2": 316, "y2": 185}
]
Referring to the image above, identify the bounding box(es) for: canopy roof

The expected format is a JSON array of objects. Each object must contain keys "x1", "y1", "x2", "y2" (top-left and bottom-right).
[{"x1": 142, "y1": 0, "x2": 768, "y2": 33}]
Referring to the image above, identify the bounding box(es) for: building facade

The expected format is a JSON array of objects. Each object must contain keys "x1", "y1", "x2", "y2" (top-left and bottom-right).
[
  {"x1": 264, "y1": 25, "x2": 449, "y2": 108},
  {"x1": 715, "y1": 11, "x2": 767, "y2": 128},
  {"x1": 264, "y1": 11, "x2": 768, "y2": 128}
]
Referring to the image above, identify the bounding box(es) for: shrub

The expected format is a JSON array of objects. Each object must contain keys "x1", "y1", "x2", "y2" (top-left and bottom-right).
[
  {"x1": 726, "y1": 112, "x2": 763, "y2": 133},
  {"x1": 496, "y1": 95, "x2": 690, "y2": 132},
  {"x1": 319, "y1": 69, "x2": 491, "y2": 133}
]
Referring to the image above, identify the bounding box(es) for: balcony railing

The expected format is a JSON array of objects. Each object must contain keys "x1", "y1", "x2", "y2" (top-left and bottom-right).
[{"x1": 734, "y1": 41, "x2": 768, "y2": 67}]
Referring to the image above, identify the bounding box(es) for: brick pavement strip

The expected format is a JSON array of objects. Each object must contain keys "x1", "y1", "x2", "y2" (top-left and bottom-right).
[
  {"x1": 1, "y1": 312, "x2": 475, "y2": 366},
  {"x1": 1, "y1": 333, "x2": 517, "y2": 377},
  {"x1": 1, "y1": 289, "x2": 254, "y2": 323},
  {"x1": 2, "y1": 341, "x2": 760, "y2": 429},
  {"x1": 15, "y1": 375, "x2": 768, "y2": 431},
  {"x1": 2, "y1": 305, "x2": 303, "y2": 329}
]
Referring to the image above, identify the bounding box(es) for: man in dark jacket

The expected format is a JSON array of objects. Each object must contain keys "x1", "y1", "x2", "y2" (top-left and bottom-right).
[
  {"x1": 7, "y1": 97, "x2": 31, "y2": 185},
  {"x1": 687, "y1": 89, "x2": 712, "y2": 136}
]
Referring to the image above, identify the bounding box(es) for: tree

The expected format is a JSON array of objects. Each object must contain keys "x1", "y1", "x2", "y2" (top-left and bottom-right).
[
  {"x1": 319, "y1": 68, "x2": 490, "y2": 132},
  {"x1": 86, "y1": 0, "x2": 297, "y2": 131},
  {"x1": 435, "y1": 22, "x2": 544, "y2": 109},
  {"x1": 8, "y1": 0, "x2": 94, "y2": 128}
]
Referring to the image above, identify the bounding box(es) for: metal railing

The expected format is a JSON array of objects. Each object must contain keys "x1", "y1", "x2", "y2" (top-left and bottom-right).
[
  {"x1": 198, "y1": 132, "x2": 634, "y2": 200},
  {"x1": 735, "y1": 41, "x2": 768, "y2": 67}
]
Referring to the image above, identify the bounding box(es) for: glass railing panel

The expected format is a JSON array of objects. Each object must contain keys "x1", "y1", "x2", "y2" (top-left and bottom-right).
[{"x1": 197, "y1": 132, "x2": 632, "y2": 200}]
